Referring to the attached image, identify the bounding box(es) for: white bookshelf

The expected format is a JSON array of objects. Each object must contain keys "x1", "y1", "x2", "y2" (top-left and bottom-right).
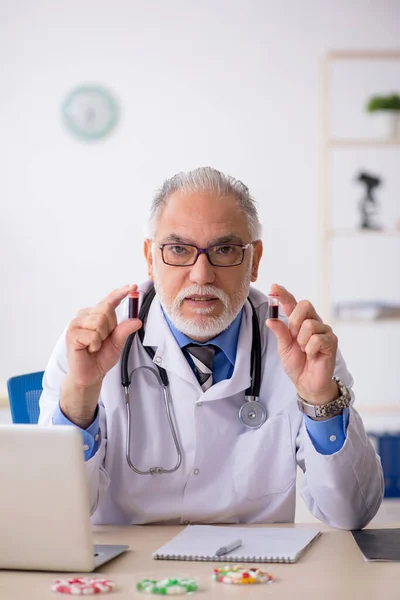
[{"x1": 320, "y1": 50, "x2": 400, "y2": 425}]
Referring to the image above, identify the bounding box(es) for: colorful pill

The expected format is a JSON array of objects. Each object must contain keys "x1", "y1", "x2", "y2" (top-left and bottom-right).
[
  {"x1": 136, "y1": 577, "x2": 198, "y2": 595},
  {"x1": 212, "y1": 565, "x2": 274, "y2": 585},
  {"x1": 51, "y1": 577, "x2": 115, "y2": 594}
]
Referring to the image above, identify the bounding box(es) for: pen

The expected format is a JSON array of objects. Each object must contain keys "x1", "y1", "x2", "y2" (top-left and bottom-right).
[{"x1": 215, "y1": 538, "x2": 243, "y2": 557}]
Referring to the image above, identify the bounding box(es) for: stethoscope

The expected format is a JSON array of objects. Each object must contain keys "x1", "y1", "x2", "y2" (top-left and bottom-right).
[{"x1": 121, "y1": 287, "x2": 266, "y2": 475}]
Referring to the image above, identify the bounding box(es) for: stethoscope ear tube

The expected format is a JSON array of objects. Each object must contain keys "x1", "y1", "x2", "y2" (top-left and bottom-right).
[
  {"x1": 121, "y1": 288, "x2": 155, "y2": 388},
  {"x1": 121, "y1": 286, "x2": 169, "y2": 388},
  {"x1": 246, "y1": 296, "x2": 261, "y2": 399},
  {"x1": 121, "y1": 333, "x2": 135, "y2": 388}
]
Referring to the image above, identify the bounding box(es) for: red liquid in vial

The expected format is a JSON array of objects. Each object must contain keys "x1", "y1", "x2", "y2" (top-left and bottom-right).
[
  {"x1": 129, "y1": 294, "x2": 139, "y2": 319},
  {"x1": 268, "y1": 305, "x2": 279, "y2": 319}
]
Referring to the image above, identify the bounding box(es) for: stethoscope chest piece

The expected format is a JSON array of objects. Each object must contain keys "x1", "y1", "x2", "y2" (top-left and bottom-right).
[{"x1": 239, "y1": 399, "x2": 267, "y2": 429}]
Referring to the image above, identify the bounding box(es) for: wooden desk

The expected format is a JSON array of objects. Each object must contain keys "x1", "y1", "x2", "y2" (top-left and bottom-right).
[{"x1": 1, "y1": 523, "x2": 399, "y2": 599}]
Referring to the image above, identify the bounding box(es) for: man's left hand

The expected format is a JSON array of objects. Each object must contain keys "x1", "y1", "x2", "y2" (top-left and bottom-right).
[{"x1": 265, "y1": 284, "x2": 339, "y2": 405}]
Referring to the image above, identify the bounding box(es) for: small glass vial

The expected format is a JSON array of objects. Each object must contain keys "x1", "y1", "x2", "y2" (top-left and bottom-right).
[
  {"x1": 128, "y1": 291, "x2": 139, "y2": 319},
  {"x1": 268, "y1": 295, "x2": 279, "y2": 320}
]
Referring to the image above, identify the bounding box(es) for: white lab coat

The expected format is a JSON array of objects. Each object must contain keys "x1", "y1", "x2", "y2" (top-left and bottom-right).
[{"x1": 39, "y1": 282, "x2": 384, "y2": 528}]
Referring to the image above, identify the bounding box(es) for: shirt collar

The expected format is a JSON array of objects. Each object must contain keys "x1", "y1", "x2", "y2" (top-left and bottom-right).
[{"x1": 163, "y1": 309, "x2": 243, "y2": 367}]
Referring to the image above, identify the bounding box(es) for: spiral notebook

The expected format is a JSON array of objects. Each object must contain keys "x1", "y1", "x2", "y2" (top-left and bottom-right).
[{"x1": 152, "y1": 525, "x2": 321, "y2": 563}]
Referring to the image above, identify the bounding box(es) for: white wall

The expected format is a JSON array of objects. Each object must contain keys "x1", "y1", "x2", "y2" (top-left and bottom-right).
[{"x1": 1, "y1": 1, "x2": 400, "y2": 417}]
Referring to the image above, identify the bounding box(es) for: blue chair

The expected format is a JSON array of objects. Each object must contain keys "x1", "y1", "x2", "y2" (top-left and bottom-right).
[{"x1": 7, "y1": 371, "x2": 44, "y2": 424}]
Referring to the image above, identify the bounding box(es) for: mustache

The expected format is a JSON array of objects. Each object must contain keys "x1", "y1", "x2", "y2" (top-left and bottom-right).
[{"x1": 173, "y1": 285, "x2": 229, "y2": 307}]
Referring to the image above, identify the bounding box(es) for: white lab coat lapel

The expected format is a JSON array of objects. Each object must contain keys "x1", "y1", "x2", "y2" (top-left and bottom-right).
[{"x1": 142, "y1": 295, "x2": 253, "y2": 401}]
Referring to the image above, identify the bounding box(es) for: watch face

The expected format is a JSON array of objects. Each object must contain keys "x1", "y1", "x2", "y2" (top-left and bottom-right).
[{"x1": 62, "y1": 85, "x2": 119, "y2": 141}]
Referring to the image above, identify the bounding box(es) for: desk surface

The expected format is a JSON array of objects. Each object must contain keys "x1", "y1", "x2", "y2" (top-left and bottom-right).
[{"x1": 1, "y1": 523, "x2": 400, "y2": 599}]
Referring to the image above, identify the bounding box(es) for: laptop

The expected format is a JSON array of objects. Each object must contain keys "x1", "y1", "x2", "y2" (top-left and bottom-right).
[{"x1": 0, "y1": 424, "x2": 128, "y2": 571}]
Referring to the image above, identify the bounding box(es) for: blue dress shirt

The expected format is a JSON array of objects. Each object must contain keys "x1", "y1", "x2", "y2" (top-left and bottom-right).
[
  {"x1": 53, "y1": 308, "x2": 348, "y2": 459},
  {"x1": 53, "y1": 404, "x2": 101, "y2": 461},
  {"x1": 165, "y1": 310, "x2": 243, "y2": 384}
]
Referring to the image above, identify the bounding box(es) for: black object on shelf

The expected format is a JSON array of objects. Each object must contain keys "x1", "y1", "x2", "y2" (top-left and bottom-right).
[{"x1": 356, "y1": 171, "x2": 382, "y2": 230}]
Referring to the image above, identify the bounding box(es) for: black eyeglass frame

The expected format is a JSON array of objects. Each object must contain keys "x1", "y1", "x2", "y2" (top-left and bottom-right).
[{"x1": 156, "y1": 242, "x2": 253, "y2": 267}]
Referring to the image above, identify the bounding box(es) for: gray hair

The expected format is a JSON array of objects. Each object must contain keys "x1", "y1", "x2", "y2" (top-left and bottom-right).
[{"x1": 148, "y1": 167, "x2": 262, "y2": 240}]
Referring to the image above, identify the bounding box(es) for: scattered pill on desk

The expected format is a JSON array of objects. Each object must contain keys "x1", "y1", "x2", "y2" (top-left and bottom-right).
[
  {"x1": 51, "y1": 577, "x2": 115, "y2": 594},
  {"x1": 212, "y1": 565, "x2": 274, "y2": 585},
  {"x1": 136, "y1": 577, "x2": 199, "y2": 595}
]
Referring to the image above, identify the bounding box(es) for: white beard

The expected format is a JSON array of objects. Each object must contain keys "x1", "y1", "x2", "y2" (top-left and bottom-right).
[{"x1": 152, "y1": 256, "x2": 253, "y2": 341}]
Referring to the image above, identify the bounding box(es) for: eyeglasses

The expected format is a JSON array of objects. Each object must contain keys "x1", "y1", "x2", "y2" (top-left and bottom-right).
[{"x1": 156, "y1": 242, "x2": 253, "y2": 267}]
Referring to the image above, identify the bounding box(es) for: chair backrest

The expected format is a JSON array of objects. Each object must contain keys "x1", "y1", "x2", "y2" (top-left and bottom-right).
[{"x1": 7, "y1": 371, "x2": 44, "y2": 424}]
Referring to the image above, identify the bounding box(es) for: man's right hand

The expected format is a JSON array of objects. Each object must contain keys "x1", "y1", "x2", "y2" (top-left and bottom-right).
[{"x1": 60, "y1": 284, "x2": 142, "y2": 429}]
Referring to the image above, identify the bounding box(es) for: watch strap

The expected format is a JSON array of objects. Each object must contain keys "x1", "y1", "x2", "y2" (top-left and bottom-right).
[{"x1": 297, "y1": 377, "x2": 351, "y2": 419}]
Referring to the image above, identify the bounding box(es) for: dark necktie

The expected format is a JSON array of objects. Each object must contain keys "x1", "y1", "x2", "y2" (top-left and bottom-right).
[{"x1": 185, "y1": 344, "x2": 216, "y2": 391}]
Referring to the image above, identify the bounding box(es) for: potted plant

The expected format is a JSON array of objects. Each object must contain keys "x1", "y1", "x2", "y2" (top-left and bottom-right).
[{"x1": 366, "y1": 93, "x2": 400, "y2": 140}]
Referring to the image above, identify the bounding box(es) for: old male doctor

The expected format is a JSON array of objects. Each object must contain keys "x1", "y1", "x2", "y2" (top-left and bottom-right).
[{"x1": 39, "y1": 167, "x2": 383, "y2": 528}]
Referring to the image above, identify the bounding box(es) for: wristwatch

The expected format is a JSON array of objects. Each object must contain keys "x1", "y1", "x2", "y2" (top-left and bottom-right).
[{"x1": 297, "y1": 377, "x2": 351, "y2": 419}]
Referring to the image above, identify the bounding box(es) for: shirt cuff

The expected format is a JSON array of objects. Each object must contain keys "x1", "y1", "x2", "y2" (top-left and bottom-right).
[
  {"x1": 304, "y1": 408, "x2": 349, "y2": 455},
  {"x1": 52, "y1": 404, "x2": 101, "y2": 461}
]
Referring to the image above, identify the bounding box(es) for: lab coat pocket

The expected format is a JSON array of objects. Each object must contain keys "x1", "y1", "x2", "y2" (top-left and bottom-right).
[{"x1": 233, "y1": 414, "x2": 296, "y2": 500}]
